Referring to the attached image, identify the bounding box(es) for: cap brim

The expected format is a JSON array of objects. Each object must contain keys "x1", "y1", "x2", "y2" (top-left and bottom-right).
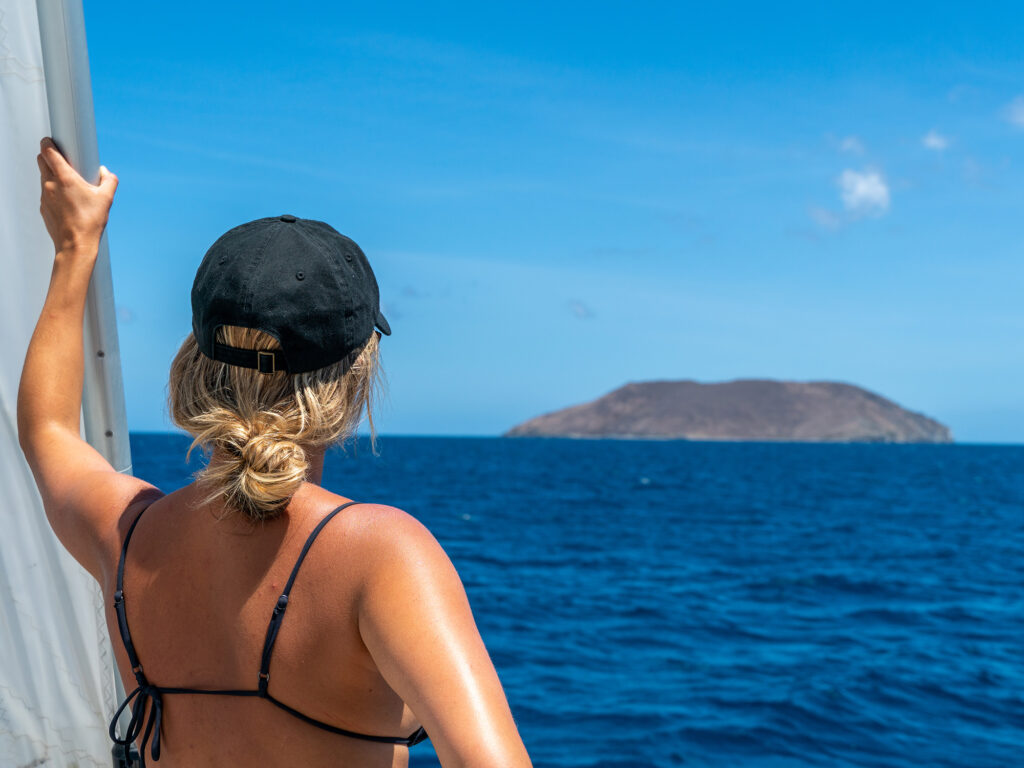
[{"x1": 375, "y1": 310, "x2": 392, "y2": 336}]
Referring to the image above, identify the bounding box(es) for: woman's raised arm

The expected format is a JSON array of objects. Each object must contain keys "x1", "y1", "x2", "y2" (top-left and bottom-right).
[{"x1": 18, "y1": 138, "x2": 158, "y2": 584}]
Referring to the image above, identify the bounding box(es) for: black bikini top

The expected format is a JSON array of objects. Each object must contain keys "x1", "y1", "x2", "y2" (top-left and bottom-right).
[{"x1": 109, "y1": 500, "x2": 429, "y2": 766}]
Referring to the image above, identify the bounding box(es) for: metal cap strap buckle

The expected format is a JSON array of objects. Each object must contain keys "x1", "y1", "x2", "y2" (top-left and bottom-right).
[{"x1": 257, "y1": 351, "x2": 276, "y2": 374}]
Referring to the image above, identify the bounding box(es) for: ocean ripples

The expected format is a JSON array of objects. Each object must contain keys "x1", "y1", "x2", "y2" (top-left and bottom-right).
[{"x1": 132, "y1": 435, "x2": 1024, "y2": 768}]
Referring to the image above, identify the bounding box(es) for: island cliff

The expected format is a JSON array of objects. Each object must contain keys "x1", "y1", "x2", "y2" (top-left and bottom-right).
[{"x1": 505, "y1": 379, "x2": 952, "y2": 443}]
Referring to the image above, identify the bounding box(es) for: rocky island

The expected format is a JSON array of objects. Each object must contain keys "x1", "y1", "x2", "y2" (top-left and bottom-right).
[{"x1": 505, "y1": 379, "x2": 952, "y2": 443}]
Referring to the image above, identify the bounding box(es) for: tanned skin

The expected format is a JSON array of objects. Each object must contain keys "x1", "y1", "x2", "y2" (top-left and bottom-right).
[{"x1": 17, "y1": 138, "x2": 533, "y2": 768}]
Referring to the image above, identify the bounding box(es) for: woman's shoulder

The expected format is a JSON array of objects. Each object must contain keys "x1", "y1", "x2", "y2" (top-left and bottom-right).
[{"x1": 306, "y1": 488, "x2": 447, "y2": 569}]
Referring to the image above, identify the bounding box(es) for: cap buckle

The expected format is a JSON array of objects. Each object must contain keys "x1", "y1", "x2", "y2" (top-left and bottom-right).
[{"x1": 257, "y1": 351, "x2": 276, "y2": 374}]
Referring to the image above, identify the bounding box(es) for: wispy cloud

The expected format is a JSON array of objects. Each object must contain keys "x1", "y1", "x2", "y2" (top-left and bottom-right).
[
  {"x1": 585, "y1": 246, "x2": 654, "y2": 258},
  {"x1": 922, "y1": 130, "x2": 950, "y2": 151},
  {"x1": 808, "y1": 206, "x2": 841, "y2": 231},
  {"x1": 568, "y1": 300, "x2": 595, "y2": 319},
  {"x1": 102, "y1": 129, "x2": 353, "y2": 182},
  {"x1": 838, "y1": 168, "x2": 890, "y2": 217},
  {"x1": 1003, "y1": 96, "x2": 1024, "y2": 128},
  {"x1": 947, "y1": 85, "x2": 974, "y2": 104},
  {"x1": 838, "y1": 135, "x2": 865, "y2": 154},
  {"x1": 380, "y1": 301, "x2": 404, "y2": 321},
  {"x1": 962, "y1": 157, "x2": 984, "y2": 186}
]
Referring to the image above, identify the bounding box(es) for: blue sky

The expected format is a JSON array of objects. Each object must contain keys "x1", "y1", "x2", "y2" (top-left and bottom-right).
[{"x1": 83, "y1": 1, "x2": 1024, "y2": 441}]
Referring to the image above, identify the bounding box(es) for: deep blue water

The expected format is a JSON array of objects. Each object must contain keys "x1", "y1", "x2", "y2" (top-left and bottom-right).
[{"x1": 130, "y1": 434, "x2": 1024, "y2": 768}]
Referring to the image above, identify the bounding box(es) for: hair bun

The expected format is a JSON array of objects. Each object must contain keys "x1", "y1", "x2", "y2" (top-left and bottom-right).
[
  {"x1": 169, "y1": 325, "x2": 381, "y2": 523},
  {"x1": 239, "y1": 432, "x2": 306, "y2": 480},
  {"x1": 232, "y1": 413, "x2": 307, "y2": 514}
]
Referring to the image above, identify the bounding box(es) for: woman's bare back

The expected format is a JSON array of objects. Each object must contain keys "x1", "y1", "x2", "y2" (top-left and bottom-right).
[{"x1": 105, "y1": 482, "x2": 423, "y2": 768}]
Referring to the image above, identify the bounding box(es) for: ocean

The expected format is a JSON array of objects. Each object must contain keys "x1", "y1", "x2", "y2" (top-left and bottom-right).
[{"x1": 130, "y1": 434, "x2": 1024, "y2": 767}]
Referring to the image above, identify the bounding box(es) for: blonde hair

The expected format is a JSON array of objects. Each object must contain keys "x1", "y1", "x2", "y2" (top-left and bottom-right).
[{"x1": 168, "y1": 325, "x2": 382, "y2": 523}]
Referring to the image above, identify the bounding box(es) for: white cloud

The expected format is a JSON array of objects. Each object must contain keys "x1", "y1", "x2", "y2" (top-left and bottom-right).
[
  {"x1": 838, "y1": 135, "x2": 865, "y2": 154},
  {"x1": 922, "y1": 130, "x2": 950, "y2": 151},
  {"x1": 1005, "y1": 96, "x2": 1024, "y2": 128},
  {"x1": 838, "y1": 169, "x2": 890, "y2": 216}
]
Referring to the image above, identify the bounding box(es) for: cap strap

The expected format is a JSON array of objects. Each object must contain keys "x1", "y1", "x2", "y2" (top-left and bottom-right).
[{"x1": 212, "y1": 343, "x2": 289, "y2": 374}]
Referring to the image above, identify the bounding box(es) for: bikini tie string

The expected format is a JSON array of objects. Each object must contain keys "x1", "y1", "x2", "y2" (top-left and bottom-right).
[{"x1": 109, "y1": 684, "x2": 164, "y2": 765}]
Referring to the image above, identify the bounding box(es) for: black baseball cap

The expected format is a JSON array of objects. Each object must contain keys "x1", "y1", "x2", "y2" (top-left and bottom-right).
[{"x1": 191, "y1": 214, "x2": 391, "y2": 375}]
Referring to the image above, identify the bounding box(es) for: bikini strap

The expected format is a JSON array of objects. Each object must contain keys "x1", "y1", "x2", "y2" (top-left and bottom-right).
[
  {"x1": 113, "y1": 502, "x2": 157, "y2": 686},
  {"x1": 257, "y1": 501, "x2": 361, "y2": 696}
]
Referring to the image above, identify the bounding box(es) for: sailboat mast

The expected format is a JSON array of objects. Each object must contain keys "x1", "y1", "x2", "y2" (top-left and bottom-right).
[
  {"x1": 35, "y1": 0, "x2": 133, "y2": 759},
  {"x1": 36, "y1": 1, "x2": 131, "y2": 472}
]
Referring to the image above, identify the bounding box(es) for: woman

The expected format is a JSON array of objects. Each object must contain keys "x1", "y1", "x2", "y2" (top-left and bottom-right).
[{"x1": 18, "y1": 137, "x2": 532, "y2": 768}]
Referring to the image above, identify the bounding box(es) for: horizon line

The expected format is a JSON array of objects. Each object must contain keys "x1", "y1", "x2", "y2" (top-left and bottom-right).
[{"x1": 126, "y1": 430, "x2": 1024, "y2": 447}]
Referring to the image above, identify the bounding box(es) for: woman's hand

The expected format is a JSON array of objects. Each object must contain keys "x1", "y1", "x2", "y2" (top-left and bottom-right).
[{"x1": 37, "y1": 136, "x2": 118, "y2": 256}]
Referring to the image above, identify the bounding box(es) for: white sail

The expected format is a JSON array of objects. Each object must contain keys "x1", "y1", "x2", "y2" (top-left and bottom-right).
[{"x1": 0, "y1": 1, "x2": 128, "y2": 765}]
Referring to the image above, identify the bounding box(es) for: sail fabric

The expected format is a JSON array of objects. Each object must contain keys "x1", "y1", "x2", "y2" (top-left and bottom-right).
[{"x1": 0, "y1": 2, "x2": 117, "y2": 765}]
